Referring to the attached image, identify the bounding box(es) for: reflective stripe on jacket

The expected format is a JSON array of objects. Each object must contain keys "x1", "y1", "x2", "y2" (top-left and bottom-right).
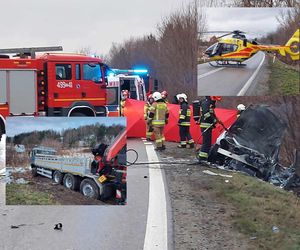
[
  {"x1": 144, "y1": 102, "x2": 151, "y2": 120},
  {"x1": 200, "y1": 99, "x2": 216, "y2": 128},
  {"x1": 179, "y1": 102, "x2": 191, "y2": 126},
  {"x1": 149, "y1": 101, "x2": 168, "y2": 127}
]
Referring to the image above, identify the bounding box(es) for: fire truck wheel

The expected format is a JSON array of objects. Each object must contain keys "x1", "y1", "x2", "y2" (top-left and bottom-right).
[
  {"x1": 63, "y1": 174, "x2": 80, "y2": 191},
  {"x1": 80, "y1": 179, "x2": 100, "y2": 199},
  {"x1": 53, "y1": 171, "x2": 64, "y2": 184}
]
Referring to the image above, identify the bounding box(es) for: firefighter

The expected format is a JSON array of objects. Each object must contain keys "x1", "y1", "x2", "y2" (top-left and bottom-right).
[
  {"x1": 195, "y1": 96, "x2": 222, "y2": 163},
  {"x1": 237, "y1": 103, "x2": 246, "y2": 118},
  {"x1": 148, "y1": 92, "x2": 169, "y2": 150},
  {"x1": 144, "y1": 94, "x2": 154, "y2": 141},
  {"x1": 161, "y1": 90, "x2": 169, "y2": 104},
  {"x1": 177, "y1": 93, "x2": 194, "y2": 148},
  {"x1": 120, "y1": 90, "x2": 129, "y2": 116}
]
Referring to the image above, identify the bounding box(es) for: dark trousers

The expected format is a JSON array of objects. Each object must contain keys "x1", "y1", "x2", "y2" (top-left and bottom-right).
[
  {"x1": 199, "y1": 127, "x2": 212, "y2": 159},
  {"x1": 179, "y1": 126, "x2": 193, "y2": 144}
]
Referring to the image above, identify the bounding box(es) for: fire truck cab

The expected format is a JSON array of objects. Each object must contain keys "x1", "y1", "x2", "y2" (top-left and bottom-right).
[{"x1": 0, "y1": 46, "x2": 109, "y2": 121}]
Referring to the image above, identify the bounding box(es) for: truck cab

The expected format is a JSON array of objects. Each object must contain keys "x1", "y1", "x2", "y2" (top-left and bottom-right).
[{"x1": 0, "y1": 47, "x2": 109, "y2": 120}]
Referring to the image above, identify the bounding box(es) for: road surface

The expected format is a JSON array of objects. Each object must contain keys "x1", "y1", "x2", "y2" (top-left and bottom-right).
[
  {"x1": 197, "y1": 51, "x2": 268, "y2": 96},
  {"x1": 0, "y1": 139, "x2": 171, "y2": 250}
]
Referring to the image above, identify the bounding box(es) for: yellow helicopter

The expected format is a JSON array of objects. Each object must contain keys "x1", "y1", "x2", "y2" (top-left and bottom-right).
[{"x1": 201, "y1": 29, "x2": 299, "y2": 67}]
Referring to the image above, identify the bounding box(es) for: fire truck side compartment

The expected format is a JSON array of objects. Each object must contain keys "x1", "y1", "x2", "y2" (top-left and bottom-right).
[{"x1": 0, "y1": 70, "x2": 37, "y2": 114}]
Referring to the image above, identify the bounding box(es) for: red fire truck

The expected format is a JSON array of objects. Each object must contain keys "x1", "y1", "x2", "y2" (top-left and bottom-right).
[{"x1": 0, "y1": 46, "x2": 110, "y2": 135}]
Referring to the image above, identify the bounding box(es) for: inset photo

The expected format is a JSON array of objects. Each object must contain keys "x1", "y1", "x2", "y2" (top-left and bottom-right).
[
  {"x1": 197, "y1": 7, "x2": 299, "y2": 96},
  {"x1": 5, "y1": 117, "x2": 127, "y2": 205}
]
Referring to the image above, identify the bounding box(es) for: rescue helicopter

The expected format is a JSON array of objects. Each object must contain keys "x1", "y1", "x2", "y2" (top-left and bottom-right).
[{"x1": 201, "y1": 29, "x2": 299, "y2": 67}]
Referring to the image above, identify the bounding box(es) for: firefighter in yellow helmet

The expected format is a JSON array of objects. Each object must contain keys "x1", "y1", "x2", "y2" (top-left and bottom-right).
[
  {"x1": 148, "y1": 92, "x2": 169, "y2": 150},
  {"x1": 177, "y1": 93, "x2": 194, "y2": 148},
  {"x1": 120, "y1": 90, "x2": 129, "y2": 116},
  {"x1": 144, "y1": 94, "x2": 154, "y2": 141}
]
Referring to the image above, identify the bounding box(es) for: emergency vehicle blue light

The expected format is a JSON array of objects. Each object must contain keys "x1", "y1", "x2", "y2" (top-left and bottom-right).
[
  {"x1": 108, "y1": 72, "x2": 115, "y2": 77},
  {"x1": 133, "y1": 69, "x2": 148, "y2": 74}
]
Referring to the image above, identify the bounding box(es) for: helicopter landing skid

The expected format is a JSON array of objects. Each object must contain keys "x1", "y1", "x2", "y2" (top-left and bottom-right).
[{"x1": 209, "y1": 61, "x2": 247, "y2": 68}]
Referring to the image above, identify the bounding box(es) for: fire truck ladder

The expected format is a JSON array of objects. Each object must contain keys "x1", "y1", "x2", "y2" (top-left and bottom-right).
[{"x1": 0, "y1": 46, "x2": 63, "y2": 59}]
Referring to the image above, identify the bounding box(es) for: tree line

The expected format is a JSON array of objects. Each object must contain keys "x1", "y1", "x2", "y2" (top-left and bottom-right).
[{"x1": 7, "y1": 124, "x2": 124, "y2": 151}]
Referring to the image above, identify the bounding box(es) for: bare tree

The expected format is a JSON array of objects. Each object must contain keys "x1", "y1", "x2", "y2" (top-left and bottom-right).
[{"x1": 199, "y1": 0, "x2": 299, "y2": 7}]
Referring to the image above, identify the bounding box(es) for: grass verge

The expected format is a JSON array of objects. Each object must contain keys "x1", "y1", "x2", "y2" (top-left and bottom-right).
[
  {"x1": 213, "y1": 171, "x2": 300, "y2": 250},
  {"x1": 267, "y1": 57, "x2": 299, "y2": 95},
  {"x1": 6, "y1": 183, "x2": 58, "y2": 205}
]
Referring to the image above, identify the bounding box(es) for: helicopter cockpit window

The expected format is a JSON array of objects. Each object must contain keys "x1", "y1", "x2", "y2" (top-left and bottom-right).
[{"x1": 221, "y1": 44, "x2": 238, "y2": 54}]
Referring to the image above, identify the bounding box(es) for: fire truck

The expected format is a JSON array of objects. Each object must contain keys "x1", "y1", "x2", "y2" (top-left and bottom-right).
[
  {"x1": 0, "y1": 46, "x2": 110, "y2": 134},
  {"x1": 106, "y1": 69, "x2": 159, "y2": 116}
]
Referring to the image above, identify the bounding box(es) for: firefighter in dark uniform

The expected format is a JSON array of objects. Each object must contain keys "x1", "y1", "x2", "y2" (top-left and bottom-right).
[
  {"x1": 237, "y1": 103, "x2": 246, "y2": 118},
  {"x1": 177, "y1": 93, "x2": 194, "y2": 148},
  {"x1": 195, "y1": 96, "x2": 222, "y2": 162},
  {"x1": 148, "y1": 92, "x2": 169, "y2": 150},
  {"x1": 144, "y1": 94, "x2": 154, "y2": 140}
]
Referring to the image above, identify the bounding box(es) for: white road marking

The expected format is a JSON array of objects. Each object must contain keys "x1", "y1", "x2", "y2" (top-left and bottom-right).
[
  {"x1": 197, "y1": 67, "x2": 224, "y2": 80},
  {"x1": 143, "y1": 143, "x2": 168, "y2": 250},
  {"x1": 237, "y1": 52, "x2": 266, "y2": 96},
  {"x1": 143, "y1": 142, "x2": 153, "y2": 145}
]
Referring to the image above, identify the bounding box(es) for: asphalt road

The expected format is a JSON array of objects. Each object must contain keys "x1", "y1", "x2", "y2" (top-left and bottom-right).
[
  {"x1": 0, "y1": 139, "x2": 171, "y2": 250},
  {"x1": 197, "y1": 51, "x2": 267, "y2": 96}
]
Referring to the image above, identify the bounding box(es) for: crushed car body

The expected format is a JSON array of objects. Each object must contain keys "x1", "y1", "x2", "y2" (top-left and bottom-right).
[{"x1": 209, "y1": 105, "x2": 300, "y2": 189}]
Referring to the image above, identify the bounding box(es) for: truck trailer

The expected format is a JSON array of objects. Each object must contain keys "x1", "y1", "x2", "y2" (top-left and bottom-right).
[{"x1": 30, "y1": 129, "x2": 127, "y2": 204}]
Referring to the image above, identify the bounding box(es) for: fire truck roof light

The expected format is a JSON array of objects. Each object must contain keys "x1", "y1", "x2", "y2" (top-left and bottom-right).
[{"x1": 133, "y1": 69, "x2": 148, "y2": 74}]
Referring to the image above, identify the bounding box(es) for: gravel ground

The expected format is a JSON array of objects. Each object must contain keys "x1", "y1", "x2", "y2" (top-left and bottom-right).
[{"x1": 159, "y1": 141, "x2": 250, "y2": 250}]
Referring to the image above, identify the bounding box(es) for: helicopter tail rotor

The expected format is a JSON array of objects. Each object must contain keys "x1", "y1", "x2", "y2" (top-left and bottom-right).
[{"x1": 283, "y1": 29, "x2": 299, "y2": 60}]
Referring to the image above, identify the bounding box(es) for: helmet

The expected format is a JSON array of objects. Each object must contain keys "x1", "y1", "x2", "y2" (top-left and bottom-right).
[
  {"x1": 161, "y1": 90, "x2": 168, "y2": 98},
  {"x1": 152, "y1": 92, "x2": 162, "y2": 101},
  {"x1": 211, "y1": 96, "x2": 222, "y2": 101},
  {"x1": 237, "y1": 104, "x2": 246, "y2": 111},
  {"x1": 176, "y1": 93, "x2": 187, "y2": 102}
]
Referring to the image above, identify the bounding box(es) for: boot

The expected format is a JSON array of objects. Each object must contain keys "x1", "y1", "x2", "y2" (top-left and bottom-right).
[
  {"x1": 161, "y1": 145, "x2": 166, "y2": 150},
  {"x1": 177, "y1": 144, "x2": 186, "y2": 148},
  {"x1": 188, "y1": 143, "x2": 195, "y2": 149}
]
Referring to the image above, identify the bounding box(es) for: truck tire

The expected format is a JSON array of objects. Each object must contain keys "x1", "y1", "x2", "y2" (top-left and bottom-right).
[
  {"x1": 80, "y1": 179, "x2": 100, "y2": 199},
  {"x1": 63, "y1": 174, "x2": 80, "y2": 191},
  {"x1": 31, "y1": 166, "x2": 38, "y2": 177},
  {"x1": 53, "y1": 171, "x2": 64, "y2": 184}
]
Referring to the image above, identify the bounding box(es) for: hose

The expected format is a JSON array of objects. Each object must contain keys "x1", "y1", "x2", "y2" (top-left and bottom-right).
[{"x1": 126, "y1": 148, "x2": 200, "y2": 167}]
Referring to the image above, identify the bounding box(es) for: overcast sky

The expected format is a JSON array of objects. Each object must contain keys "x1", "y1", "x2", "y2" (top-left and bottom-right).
[
  {"x1": 0, "y1": 0, "x2": 190, "y2": 56},
  {"x1": 203, "y1": 8, "x2": 292, "y2": 40},
  {"x1": 6, "y1": 117, "x2": 125, "y2": 137}
]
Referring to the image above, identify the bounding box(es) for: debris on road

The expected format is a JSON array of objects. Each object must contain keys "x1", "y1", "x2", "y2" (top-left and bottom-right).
[
  {"x1": 54, "y1": 223, "x2": 63, "y2": 230},
  {"x1": 202, "y1": 170, "x2": 233, "y2": 178}
]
